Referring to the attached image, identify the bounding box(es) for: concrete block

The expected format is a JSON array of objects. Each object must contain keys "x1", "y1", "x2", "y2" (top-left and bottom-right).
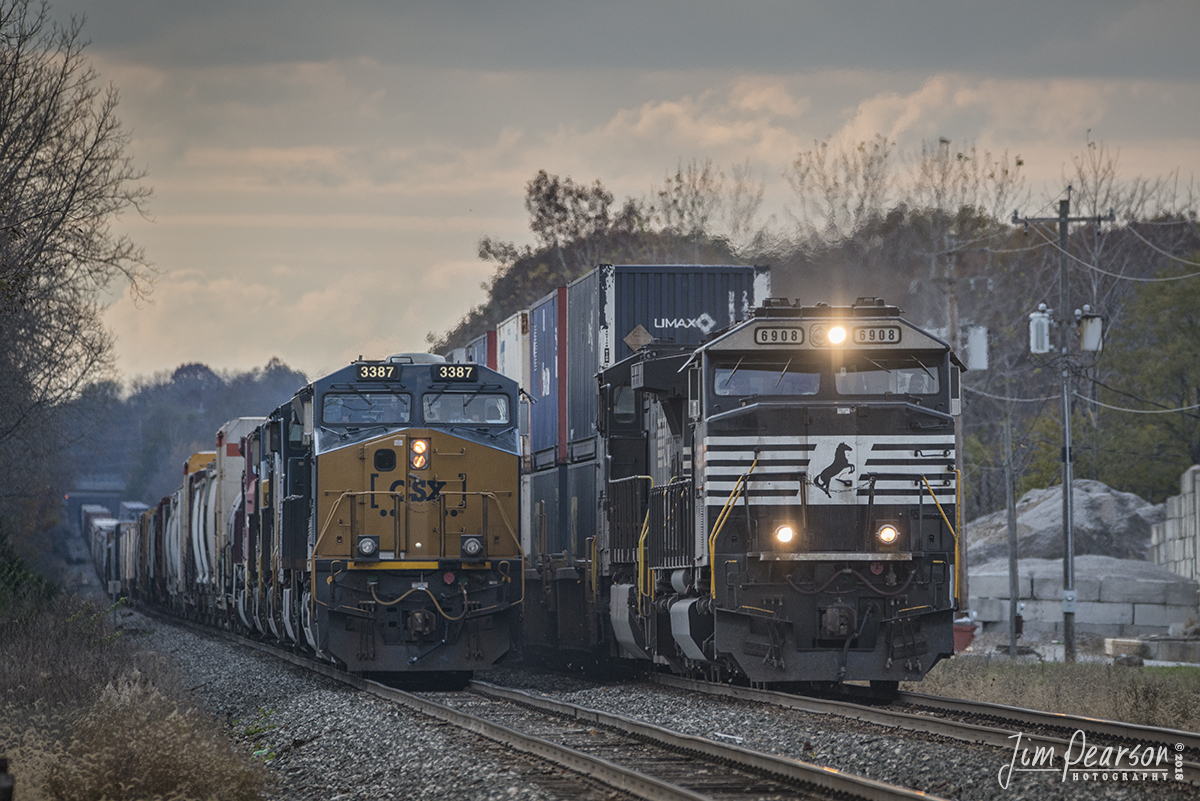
[
  {"x1": 1020, "y1": 600, "x2": 1060, "y2": 623},
  {"x1": 1133, "y1": 604, "x2": 1196, "y2": 628},
  {"x1": 970, "y1": 597, "x2": 1008, "y2": 622},
  {"x1": 1144, "y1": 639, "x2": 1200, "y2": 663},
  {"x1": 1099, "y1": 577, "x2": 1168, "y2": 604},
  {"x1": 1078, "y1": 601, "x2": 1134, "y2": 626},
  {"x1": 1164, "y1": 583, "x2": 1200, "y2": 607},
  {"x1": 1104, "y1": 638, "x2": 1143, "y2": 656},
  {"x1": 1033, "y1": 576, "x2": 1099, "y2": 602},
  {"x1": 970, "y1": 573, "x2": 1031, "y2": 599}
]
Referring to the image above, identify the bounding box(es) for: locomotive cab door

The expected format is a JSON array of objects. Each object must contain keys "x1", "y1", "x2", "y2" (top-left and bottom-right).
[{"x1": 361, "y1": 437, "x2": 407, "y2": 558}]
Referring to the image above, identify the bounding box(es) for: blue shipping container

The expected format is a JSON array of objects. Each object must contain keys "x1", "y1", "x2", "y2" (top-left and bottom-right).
[
  {"x1": 566, "y1": 264, "x2": 770, "y2": 447},
  {"x1": 529, "y1": 288, "x2": 566, "y2": 466}
]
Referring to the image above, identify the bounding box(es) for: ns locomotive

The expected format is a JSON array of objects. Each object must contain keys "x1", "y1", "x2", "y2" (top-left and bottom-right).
[
  {"x1": 108, "y1": 354, "x2": 523, "y2": 678},
  {"x1": 524, "y1": 296, "x2": 965, "y2": 688}
]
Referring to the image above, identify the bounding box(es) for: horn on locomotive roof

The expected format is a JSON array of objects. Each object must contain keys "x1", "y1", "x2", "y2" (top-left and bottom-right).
[{"x1": 384, "y1": 353, "x2": 447, "y2": 364}]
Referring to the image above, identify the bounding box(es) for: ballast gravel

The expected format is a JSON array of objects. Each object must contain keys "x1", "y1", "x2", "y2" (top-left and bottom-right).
[
  {"x1": 484, "y1": 666, "x2": 1196, "y2": 801},
  {"x1": 124, "y1": 610, "x2": 1196, "y2": 801},
  {"x1": 123, "y1": 612, "x2": 628, "y2": 801}
]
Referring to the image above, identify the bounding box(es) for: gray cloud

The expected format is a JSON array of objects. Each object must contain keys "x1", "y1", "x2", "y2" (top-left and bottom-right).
[{"x1": 57, "y1": 1, "x2": 1199, "y2": 80}]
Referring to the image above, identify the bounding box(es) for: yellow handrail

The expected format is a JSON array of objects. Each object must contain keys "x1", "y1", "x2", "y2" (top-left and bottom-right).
[
  {"x1": 707, "y1": 455, "x2": 758, "y2": 598},
  {"x1": 921, "y1": 474, "x2": 961, "y2": 608}
]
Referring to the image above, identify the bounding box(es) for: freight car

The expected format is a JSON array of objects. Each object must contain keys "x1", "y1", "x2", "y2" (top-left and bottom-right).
[
  {"x1": 118, "y1": 354, "x2": 522, "y2": 679},
  {"x1": 517, "y1": 295, "x2": 965, "y2": 688}
]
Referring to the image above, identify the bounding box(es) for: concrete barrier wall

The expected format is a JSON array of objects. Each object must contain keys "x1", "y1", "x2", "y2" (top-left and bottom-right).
[
  {"x1": 1150, "y1": 465, "x2": 1200, "y2": 583},
  {"x1": 970, "y1": 555, "x2": 1199, "y2": 639}
]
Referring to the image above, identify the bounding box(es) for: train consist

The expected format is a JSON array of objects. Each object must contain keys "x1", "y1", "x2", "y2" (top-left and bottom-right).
[
  {"x1": 91, "y1": 355, "x2": 523, "y2": 678},
  {"x1": 88, "y1": 262, "x2": 965, "y2": 689},
  {"x1": 458, "y1": 265, "x2": 966, "y2": 688}
]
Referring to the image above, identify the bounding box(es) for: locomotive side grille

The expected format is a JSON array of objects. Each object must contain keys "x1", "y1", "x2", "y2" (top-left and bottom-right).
[
  {"x1": 608, "y1": 475, "x2": 651, "y2": 564},
  {"x1": 648, "y1": 479, "x2": 692, "y2": 569}
]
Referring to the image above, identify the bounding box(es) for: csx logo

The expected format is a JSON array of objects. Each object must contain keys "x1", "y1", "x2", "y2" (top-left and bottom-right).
[{"x1": 654, "y1": 312, "x2": 717, "y2": 334}]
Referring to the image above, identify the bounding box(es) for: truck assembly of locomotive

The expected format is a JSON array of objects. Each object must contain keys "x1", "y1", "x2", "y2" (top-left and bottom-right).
[{"x1": 91, "y1": 263, "x2": 966, "y2": 689}]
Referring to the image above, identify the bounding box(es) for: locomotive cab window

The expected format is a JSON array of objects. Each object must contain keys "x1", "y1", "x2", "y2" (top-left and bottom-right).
[
  {"x1": 424, "y1": 393, "x2": 510, "y2": 424},
  {"x1": 713, "y1": 359, "x2": 820, "y2": 397},
  {"x1": 322, "y1": 392, "x2": 412, "y2": 425},
  {"x1": 833, "y1": 356, "x2": 940, "y2": 396},
  {"x1": 612, "y1": 386, "x2": 637, "y2": 426}
]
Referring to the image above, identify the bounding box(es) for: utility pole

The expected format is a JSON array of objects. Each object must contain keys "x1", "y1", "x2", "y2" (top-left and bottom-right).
[{"x1": 1013, "y1": 187, "x2": 1114, "y2": 663}]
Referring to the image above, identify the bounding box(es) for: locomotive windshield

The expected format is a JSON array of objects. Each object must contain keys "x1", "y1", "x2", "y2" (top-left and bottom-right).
[
  {"x1": 714, "y1": 359, "x2": 820, "y2": 396},
  {"x1": 322, "y1": 392, "x2": 412, "y2": 425},
  {"x1": 423, "y1": 393, "x2": 511, "y2": 424},
  {"x1": 834, "y1": 356, "x2": 940, "y2": 395}
]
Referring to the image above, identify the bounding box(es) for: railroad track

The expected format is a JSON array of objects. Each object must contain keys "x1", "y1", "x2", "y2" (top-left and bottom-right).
[
  {"x1": 652, "y1": 674, "x2": 1200, "y2": 785},
  {"x1": 148, "y1": 612, "x2": 946, "y2": 801}
]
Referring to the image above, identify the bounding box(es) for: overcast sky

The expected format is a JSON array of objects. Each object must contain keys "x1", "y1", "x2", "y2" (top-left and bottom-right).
[{"x1": 50, "y1": 0, "x2": 1200, "y2": 382}]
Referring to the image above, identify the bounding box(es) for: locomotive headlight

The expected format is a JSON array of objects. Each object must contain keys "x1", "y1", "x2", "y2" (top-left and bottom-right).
[
  {"x1": 828, "y1": 325, "x2": 847, "y2": 345},
  {"x1": 357, "y1": 535, "x2": 379, "y2": 558},
  {"x1": 876, "y1": 523, "x2": 900, "y2": 544},
  {"x1": 774, "y1": 524, "x2": 796, "y2": 544},
  {"x1": 410, "y1": 438, "x2": 430, "y2": 469},
  {"x1": 460, "y1": 534, "x2": 485, "y2": 560}
]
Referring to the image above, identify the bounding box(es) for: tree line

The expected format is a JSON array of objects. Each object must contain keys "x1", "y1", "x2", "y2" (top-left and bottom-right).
[{"x1": 431, "y1": 139, "x2": 1200, "y2": 518}]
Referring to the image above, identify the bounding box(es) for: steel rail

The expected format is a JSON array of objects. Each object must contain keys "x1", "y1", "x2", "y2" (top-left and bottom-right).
[
  {"x1": 144, "y1": 611, "x2": 948, "y2": 800},
  {"x1": 893, "y1": 689, "x2": 1200, "y2": 753},
  {"x1": 651, "y1": 674, "x2": 1200, "y2": 785},
  {"x1": 471, "y1": 681, "x2": 949, "y2": 801},
  {"x1": 174, "y1": 621, "x2": 706, "y2": 801}
]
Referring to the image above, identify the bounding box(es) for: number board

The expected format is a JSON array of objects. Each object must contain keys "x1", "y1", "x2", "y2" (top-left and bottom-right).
[
  {"x1": 432, "y1": 364, "x2": 478, "y2": 382},
  {"x1": 356, "y1": 363, "x2": 397, "y2": 380},
  {"x1": 853, "y1": 326, "x2": 902, "y2": 345},
  {"x1": 753, "y1": 327, "x2": 805, "y2": 345}
]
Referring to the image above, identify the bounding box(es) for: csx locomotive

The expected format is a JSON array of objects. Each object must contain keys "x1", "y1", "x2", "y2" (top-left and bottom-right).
[
  {"x1": 527, "y1": 296, "x2": 965, "y2": 688},
  {"x1": 105, "y1": 354, "x2": 523, "y2": 678}
]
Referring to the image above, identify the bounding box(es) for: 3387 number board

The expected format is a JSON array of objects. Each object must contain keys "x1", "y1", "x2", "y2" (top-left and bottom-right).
[
  {"x1": 432, "y1": 364, "x2": 477, "y2": 382},
  {"x1": 356, "y1": 363, "x2": 397, "y2": 380},
  {"x1": 853, "y1": 326, "x2": 902, "y2": 344}
]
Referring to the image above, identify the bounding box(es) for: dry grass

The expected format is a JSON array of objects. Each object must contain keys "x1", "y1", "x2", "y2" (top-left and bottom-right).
[
  {"x1": 0, "y1": 593, "x2": 268, "y2": 801},
  {"x1": 906, "y1": 657, "x2": 1200, "y2": 730}
]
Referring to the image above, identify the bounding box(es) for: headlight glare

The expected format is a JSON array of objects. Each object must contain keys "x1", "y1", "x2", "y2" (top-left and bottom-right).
[
  {"x1": 775, "y1": 524, "x2": 796, "y2": 544},
  {"x1": 876, "y1": 523, "x2": 899, "y2": 544},
  {"x1": 829, "y1": 325, "x2": 847, "y2": 345},
  {"x1": 410, "y1": 438, "x2": 431, "y2": 469}
]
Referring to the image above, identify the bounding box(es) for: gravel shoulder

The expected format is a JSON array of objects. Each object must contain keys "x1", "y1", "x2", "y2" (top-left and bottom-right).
[
  {"x1": 121, "y1": 611, "x2": 630, "y2": 801},
  {"x1": 121, "y1": 609, "x2": 1198, "y2": 801}
]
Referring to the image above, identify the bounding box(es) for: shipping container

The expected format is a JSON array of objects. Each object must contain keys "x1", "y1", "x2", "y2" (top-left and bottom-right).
[
  {"x1": 566, "y1": 264, "x2": 770, "y2": 452},
  {"x1": 497, "y1": 311, "x2": 531, "y2": 458},
  {"x1": 465, "y1": 331, "x2": 498, "y2": 369},
  {"x1": 529, "y1": 287, "x2": 567, "y2": 467},
  {"x1": 496, "y1": 311, "x2": 529, "y2": 388}
]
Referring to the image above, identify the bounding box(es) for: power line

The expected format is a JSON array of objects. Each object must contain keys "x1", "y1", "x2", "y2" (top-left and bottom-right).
[
  {"x1": 1125, "y1": 225, "x2": 1200, "y2": 267},
  {"x1": 1030, "y1": 227, "x2": 1200, "y2": 282},
  {"x1": 964, "y1": 385, "x2": 1056, "y2": 403},
  {"x1": 1073, "y1": 391, "x2": 1200, "y2": 415}
]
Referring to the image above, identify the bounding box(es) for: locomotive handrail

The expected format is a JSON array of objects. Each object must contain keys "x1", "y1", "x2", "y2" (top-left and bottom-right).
[
  {"x1": 919, "y1": 474, "x2": 960, "y2": 607},
  {"x1": 436, "y1": 489, "x2": 525, "y2": 609},
  {"x1": 707, "y1": 454, "x2": 759, "y2": 598}
]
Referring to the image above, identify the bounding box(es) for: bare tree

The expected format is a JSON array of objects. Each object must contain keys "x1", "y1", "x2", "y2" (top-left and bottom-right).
[
  {"x1": 784, "y1": 134, "x2": 894, "y2": 243},
  {"x1": 0, "y1": 0, "x2": 152, "y2": 529}
]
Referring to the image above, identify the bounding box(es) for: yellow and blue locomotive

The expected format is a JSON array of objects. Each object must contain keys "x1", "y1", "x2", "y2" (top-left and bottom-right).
[
  {"x1": 124, "y1": 353, "x2": 522, "y2": 680},
  {"x1": 591, "y1": 297, "x2": 965, "y2": 687}
]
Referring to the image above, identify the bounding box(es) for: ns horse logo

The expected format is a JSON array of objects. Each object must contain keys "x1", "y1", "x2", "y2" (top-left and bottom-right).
[{"x1": 812, "y1": 442, "x2": 855, "y2": 498}]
